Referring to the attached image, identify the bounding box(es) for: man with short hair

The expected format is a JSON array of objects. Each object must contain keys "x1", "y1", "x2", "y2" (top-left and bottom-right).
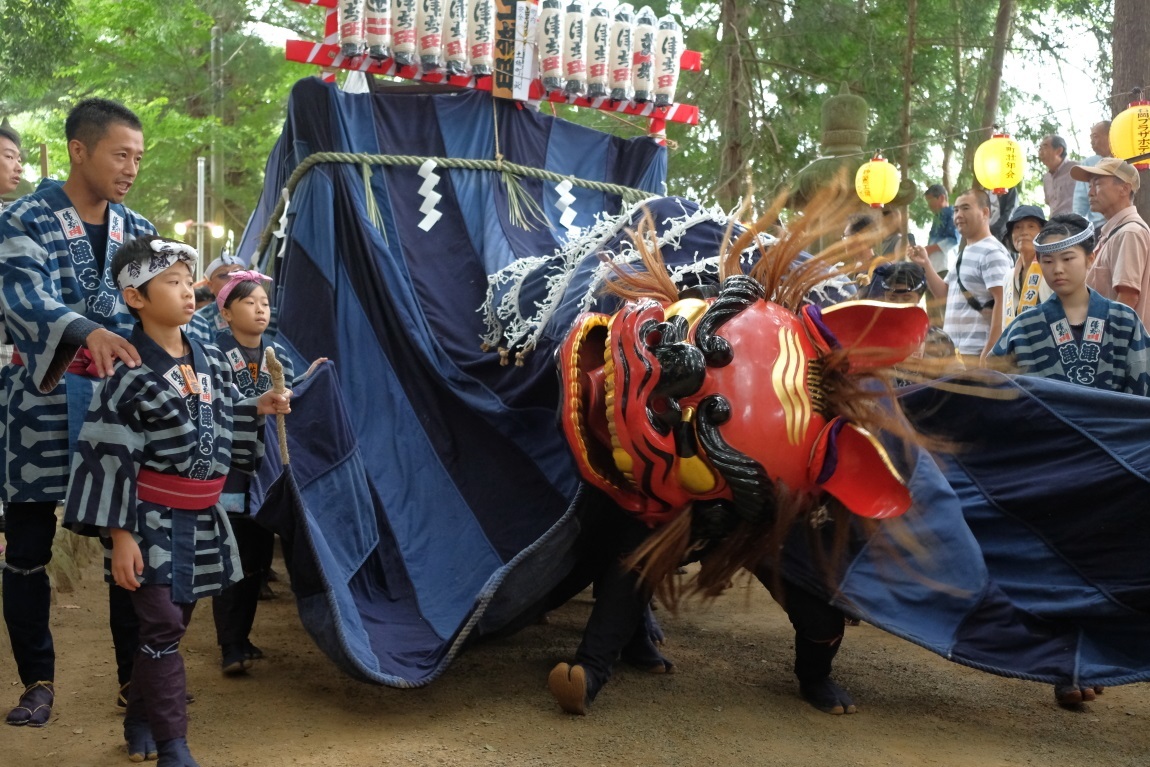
[
  {"x1": 1039, "y1": 134, "x2": 1080, "y2": 217},
  {"x1": 0, "y1": 126, "x2": 22, "y2": 209},
  {"x1": 1073, "y1": 158, "x2": 1150, "y2": 328},
  {"x1": 0, "y1": 98, "x2": 156, "y2": 727},
  {"x1": 1073, "y1": 121, "x2": 1112, "y2": 227},
  {"x1": 923, "y1": 184, "x2": 957, "y2": 274},
  {"x1": 910, "y1": 189, "x2": 1011, "y2": 365}
]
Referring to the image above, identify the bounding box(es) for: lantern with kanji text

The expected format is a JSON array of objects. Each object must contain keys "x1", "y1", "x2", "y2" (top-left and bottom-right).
[
  {"x1": 855, "y1": 153, "x2": 900, "y2": 208},
  {"x1": 1110, "y1": 90, "x2": 1150, "y2": 171},
  {"x1": 973, "y1": 132, "x2": 1024, "y2": 195}
]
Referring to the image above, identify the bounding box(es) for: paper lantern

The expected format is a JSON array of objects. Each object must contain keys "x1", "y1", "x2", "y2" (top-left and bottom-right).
[
  {"x1": 1110, "y1": 94, "x2": 1150, "y2": 171},
  {"x1": 855, "y1": 153, "x2": 900, "y2": 208},
  {"x1": 973, "y1": 132, "x2": 1024, "y2": 194}
]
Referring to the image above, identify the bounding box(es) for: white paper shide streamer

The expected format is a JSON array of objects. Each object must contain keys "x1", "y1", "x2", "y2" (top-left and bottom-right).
[
  {"x1": 608, "y1": 4, "x2": 634, "y2": 101},
  {"x1": 339, "y1": 0, "x2": 367, "y2": 58},
  {"x1": 562, "y1": 1, "x2": 586, "y2": 96},
  {"x1": 417, "y1": 0, "x2": 444, "y2": 71},
  {"x1": 587, "y1": 1, "x2": 611, "y2": 99},
  {"x1": 654, "y1": 14, "x2": 681, "y2": 107},
  {"x1": 392, "y1": 0, "x2": 418, "y2": 66},
  {"x1": 443, "y1": 0, "x2": 468, "y2": 75},
  {"x1": 468, "y1": 0, "x2": 495, "y2": 76},
  {"x1": 631, "y1": 5, "x2": 656, "y2": 103},
  {"x1": 537, "y1": 0, "x2": 564, "y2": 93},
  {"x1": 364, "y1": 0, "x2": 392, "y2": 59}
]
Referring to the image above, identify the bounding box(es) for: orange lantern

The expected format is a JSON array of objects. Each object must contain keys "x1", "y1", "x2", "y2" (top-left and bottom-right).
[
  {"x1": 973, "y1": 132, "x2": 1024, "y2": 194},
  {"x1": 1110, "y1": 91, "x2": 1150, "y2": 171},
  {"x1": 855, "y1": 153, "x2": 900, "y2": 208}
]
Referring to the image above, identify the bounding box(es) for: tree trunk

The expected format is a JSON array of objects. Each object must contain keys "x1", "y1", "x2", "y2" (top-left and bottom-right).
[
  {"x1": 716, "y1": 0, "x2": 749, "y2": 210},
  {"x1": 898, "y1": 0, "x2": 917, "y2": 183},
  {"x1": 960, "y1": 0, "x2": 1014, "y2": 181},
  {"x1": 1113, "y1": 0, "x2": 1150, "y2": 221},
  {"x1": 941, "y1": 0, "x2": 964, "y2": 192}
]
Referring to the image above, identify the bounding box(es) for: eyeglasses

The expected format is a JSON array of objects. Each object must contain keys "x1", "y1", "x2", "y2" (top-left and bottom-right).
[{"x1": 871, "y1": 270, "x2": 926, "y2": 295}]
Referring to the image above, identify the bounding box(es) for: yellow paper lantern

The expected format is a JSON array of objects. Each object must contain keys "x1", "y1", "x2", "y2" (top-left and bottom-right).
[
  {"x1": 1110, "y1": 96, "x2": 1150, "y2": 171},
  {"x1": 855, "y1": 153, "x2": 900, "y2": 208},
  {"x1": 973, "y1": 132, "x2": 1024, "y2": 194}
]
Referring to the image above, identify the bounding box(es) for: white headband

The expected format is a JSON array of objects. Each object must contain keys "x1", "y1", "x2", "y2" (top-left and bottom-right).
[
  {"x1": 1034, "y1": 221, "x2": 1095, "y2": 255},
  {"x1": 205, "y1": 252, "x2": 244, "y2": 278},
  {"x1": 117, "y1": 239, "x2": 198, "y2": 290}
]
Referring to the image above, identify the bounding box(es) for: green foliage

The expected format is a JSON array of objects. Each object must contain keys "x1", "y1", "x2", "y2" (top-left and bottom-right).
[
  {"x1": 0, "y1": 0, "x2": 79, "y2": 90},
  {"x1": 663, "y1": 0, "x2": 1112, "y2": 227},
  {"x1": 1, "y1": 0, "x2": 322, "y2": 240},
  {"x1": 0, "y1": 0, "x2": 1114, "y2": 236}
]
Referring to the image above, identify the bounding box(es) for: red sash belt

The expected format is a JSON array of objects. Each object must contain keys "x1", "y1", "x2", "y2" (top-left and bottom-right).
[
  {"x1": 137, "y1": 468, "x2": 226, "y2": 510},
  {"x1": 10, "y1": 347, "x2": 101, "y2": 378}
]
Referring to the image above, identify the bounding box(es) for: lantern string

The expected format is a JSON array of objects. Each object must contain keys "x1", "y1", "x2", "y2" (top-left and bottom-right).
[{"x1": 806, "y1": 83, "x2": 1150, "y2": 165}]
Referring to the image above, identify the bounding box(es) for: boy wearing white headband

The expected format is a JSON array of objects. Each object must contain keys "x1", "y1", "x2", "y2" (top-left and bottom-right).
[{"x1": 63, "y1": 235, "x2": 291, "y2": 766}]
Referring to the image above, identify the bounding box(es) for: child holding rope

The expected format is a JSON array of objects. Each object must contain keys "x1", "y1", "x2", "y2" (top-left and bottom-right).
[
  {"x1": 210, "y1": 270, "x2": 324, "y2": 675},
  {"x1": 63, "y1": 236, "x2": 291, "y2": 767}
]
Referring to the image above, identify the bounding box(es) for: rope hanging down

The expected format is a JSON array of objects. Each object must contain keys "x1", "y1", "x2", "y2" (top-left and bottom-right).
[{"x1": 255, "y1": 151, "x2": 659, "y2": 257}]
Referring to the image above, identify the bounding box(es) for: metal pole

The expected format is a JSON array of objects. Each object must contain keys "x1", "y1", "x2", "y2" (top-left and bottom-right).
[
  {"x1": 211, "y1": 25, "x2": 223, "y2": 262},
  {"x1": 196, "y1": 156, "x2": 205, "y2": 279}
]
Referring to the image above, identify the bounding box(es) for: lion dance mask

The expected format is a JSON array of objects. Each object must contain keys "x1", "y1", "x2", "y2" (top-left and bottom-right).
[{"x1": 559, "y1": 266, "x2": 929, "y2": 575}]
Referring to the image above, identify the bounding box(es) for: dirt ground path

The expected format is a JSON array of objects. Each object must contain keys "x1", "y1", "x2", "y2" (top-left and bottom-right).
[{"x1": 2, "y1": 542, "x2": 1148, "y2": 767}]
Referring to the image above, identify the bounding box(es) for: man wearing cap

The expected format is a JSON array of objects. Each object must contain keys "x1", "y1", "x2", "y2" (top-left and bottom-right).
[
  {"x1": 1000, "y1": 205, "x2": 1050, "y2": 327},
  {"x1": 1039, "y1": 134, "x2": 1080, "y2": 217},
  {"x1": 923, "y1": 184, "x2": 957, "y2": 275},
  {"x1": 1073, "y1": 121, "x2": 1111, "y2": 227},
  {"x1": 1073, "y1": 158, "x2": 1150, "y2": 328},
  {"x1": 185, "y1": 252, "x2": 244, "y2": 344}
]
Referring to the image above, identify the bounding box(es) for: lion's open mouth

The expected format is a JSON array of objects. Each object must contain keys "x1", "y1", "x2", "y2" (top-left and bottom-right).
[{"x1": 559, "y1": 313, "x2": 641, "y2": 503}]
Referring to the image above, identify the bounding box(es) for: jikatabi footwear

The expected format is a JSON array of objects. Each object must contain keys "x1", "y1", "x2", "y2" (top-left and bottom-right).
[
  {"x1": 156, "y1": 737, "x2": 201, "y2": 767},
  {"x1": 798, "y1": 676, "x2": 857, "y2": 715},
  {"x1": 547, "y1": 662, "x2": 590, "y2": 715},
  {"x1": 5, "y1": 681, "x2": 54, "y2": 727},
  {"x1": 124, "y1": 716, "x2": 158, "y2": 762},
  {"x1": 221, "y1": 643, "x2": 253, "y2": 676},
  {"x1": 1055, "y1": 683, "x2": 1104, "y2": 709},
  {"x1": 242, "y1": 640, "x2": 265, "y2": 661}
]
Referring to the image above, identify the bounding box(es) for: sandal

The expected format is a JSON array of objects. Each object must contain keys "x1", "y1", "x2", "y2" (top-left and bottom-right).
[{"x1": 6, "y1": 681, "x2": 54, "y2": 727}]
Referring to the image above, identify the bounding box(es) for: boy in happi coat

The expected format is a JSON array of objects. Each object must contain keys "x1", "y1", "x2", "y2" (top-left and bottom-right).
[
  {"x1": 990, "y1": 214, "x2": 1150, "y2": 397},
  {"x1": 64, "y1": 236, "x2": 291, "y2": 766}
]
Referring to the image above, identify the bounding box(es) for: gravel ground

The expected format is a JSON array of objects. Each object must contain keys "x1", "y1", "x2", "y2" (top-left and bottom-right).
[{"x1": 3, "y1": 540, "x2": 1148, "y2": 767}]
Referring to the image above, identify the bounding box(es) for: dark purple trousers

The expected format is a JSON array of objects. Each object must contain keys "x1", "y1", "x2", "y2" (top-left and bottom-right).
[{"x1": 126, "y1": 586, "x2": 195, "y2": 741}]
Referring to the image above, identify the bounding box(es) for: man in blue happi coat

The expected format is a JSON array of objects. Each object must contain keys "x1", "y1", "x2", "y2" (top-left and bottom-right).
[{"x1": 0, "y1": 98, "x2": 156, "y2": 727}]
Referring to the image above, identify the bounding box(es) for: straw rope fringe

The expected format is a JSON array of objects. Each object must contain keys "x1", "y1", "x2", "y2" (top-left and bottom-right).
[{"x1": 255, "y1": 151, "x2": 658, "y2": 257}]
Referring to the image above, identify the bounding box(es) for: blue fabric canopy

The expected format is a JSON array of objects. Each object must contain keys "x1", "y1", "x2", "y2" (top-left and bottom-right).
[{"x1": 249, "y1": 78, "x2": 1150, "y2": 690}]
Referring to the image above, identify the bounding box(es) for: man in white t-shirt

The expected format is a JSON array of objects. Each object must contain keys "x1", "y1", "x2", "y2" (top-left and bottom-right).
[{"x1": 910, "y1": 189, "x2": 1012, "y2": 364}]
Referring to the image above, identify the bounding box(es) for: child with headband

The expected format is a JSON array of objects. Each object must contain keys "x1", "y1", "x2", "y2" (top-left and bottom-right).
[
  {"x1": 63, "y1": 236, "x2": 291, "y2": 767},
  {"x1": 990, "y1": 213, "x2": 1150, "y2": 396},
  {"x1": 210, "y1": 270, "x2": 324, "y2": 676}
]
